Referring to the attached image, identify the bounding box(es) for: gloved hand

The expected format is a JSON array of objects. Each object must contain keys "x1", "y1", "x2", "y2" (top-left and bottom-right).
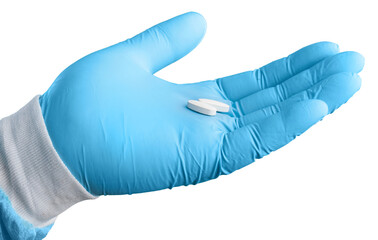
[
  {"x1": 0, "y1": 11, "x2": 365, "y2": 239},
  {"x1": 40, "y1": 12, "x2": 364, "y2": 196}
]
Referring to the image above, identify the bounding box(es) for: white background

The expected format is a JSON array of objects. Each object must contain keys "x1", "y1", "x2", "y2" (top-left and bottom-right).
[{"x1": 1, "y1": 0, "x2": 377, "y2": 239}]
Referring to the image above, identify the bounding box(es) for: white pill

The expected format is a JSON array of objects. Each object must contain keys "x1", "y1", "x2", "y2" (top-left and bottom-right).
[
  {"x1": 198, "y1": 99, "x2": 230, "y2": 112},
  {"x1": 187, "y1": 100, "x2": 217, "y2": 116}
]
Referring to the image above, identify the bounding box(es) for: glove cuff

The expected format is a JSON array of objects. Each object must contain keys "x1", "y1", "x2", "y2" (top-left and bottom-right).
[{"x1": 0, "y1": 96, "x2": 96, "y2": 229}]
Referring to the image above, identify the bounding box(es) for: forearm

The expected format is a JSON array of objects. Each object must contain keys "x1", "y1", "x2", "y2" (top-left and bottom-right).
[{"x1": 0, "y1": 96, "x2": 95, "y2": 240}]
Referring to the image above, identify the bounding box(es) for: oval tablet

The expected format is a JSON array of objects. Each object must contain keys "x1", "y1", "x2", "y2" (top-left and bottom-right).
[
  {"x1": 198, "y1": 99, "x2": 230, "y2": 112},
  {"x1": 187, "y1": 100, "x2": 217, "y2": 116}
]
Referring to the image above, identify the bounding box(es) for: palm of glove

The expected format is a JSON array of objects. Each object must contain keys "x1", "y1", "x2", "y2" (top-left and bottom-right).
[{"x1": 40, "y1": 12, "x2": 364, "y2": 195}]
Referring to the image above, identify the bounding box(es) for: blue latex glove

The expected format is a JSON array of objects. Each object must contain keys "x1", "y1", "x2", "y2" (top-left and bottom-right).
[{"x1": 39, "y1": 12, "x2": 364, "y2": 196}]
